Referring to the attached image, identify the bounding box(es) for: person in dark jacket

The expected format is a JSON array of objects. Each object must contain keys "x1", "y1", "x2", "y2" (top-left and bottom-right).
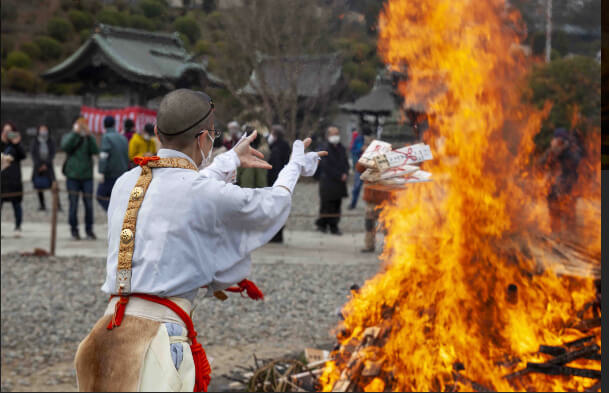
[
  {"x1": 539, "y1": 128, "x2": 582, "y2": 235},
  {"x1": 315, "y1": 126, "x2": 349, "y2": 235},
  {"x1": 61, "y1": 117, "x2": 100, "y2": 240},
  {"x1": 267, "y1": 124, "x2": 291, "y2": 243},
  {"x1": 122, "y1": 118, "x2": 136, "y2": 142},
  {"x1": 31, "y1": 124, "x2": 61, "y2": 211},
  {"x1": 1, "y1": 122, "x2": 26, "y2": 236},
  {"x1": 97, "y1": 116, "x2": 129, "y2": 211}
]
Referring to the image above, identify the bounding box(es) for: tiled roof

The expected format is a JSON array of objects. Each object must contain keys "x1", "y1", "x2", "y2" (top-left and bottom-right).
[
  {"x1": 42, "y1": 24, "x2": 222, "y2": 86},
  {"x1": 340, "y1": 81, "x2": 397, "y2": 114},
  {"x1": 240, "y1": 53, "x2": 342, "y2": 98}
]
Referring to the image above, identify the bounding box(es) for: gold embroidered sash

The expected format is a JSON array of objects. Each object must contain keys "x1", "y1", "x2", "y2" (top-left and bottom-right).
[{"x1": 115, "y1": 157, "x2": 197, "y2": 294}]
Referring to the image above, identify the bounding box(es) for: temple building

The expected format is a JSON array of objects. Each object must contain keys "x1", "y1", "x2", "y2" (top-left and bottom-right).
[{"x1": 41, "y1": 24, "x2": 222, "y2": 107}]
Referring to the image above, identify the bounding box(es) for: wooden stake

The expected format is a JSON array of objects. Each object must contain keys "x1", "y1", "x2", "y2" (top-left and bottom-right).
[{"x1": 50, "y1": 181, "x2": 58, "y2": 256}]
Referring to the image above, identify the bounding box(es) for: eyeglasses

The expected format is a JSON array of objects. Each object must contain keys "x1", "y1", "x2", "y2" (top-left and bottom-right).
[{"x1": 195, "y1": 129, "x2": 222, "y2": 139}]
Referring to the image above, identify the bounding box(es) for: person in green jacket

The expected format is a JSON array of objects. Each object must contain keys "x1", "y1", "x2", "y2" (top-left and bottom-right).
[
  {"x1": 61, "y1": 117, "x2": 99, "y2": 240},
  {"x1": 236, "y1": 126, "x2": 268, "y2": 189},
  {"x1": 97, "y1": 116, "x2": 129, "y2": 211}
]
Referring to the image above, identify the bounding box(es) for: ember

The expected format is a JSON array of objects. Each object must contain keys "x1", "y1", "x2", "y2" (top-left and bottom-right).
[{"x1": 320, "y1": 0, "x2": 600, "y2": 391}]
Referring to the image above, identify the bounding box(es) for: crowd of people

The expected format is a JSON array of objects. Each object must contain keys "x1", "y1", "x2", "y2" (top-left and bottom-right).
[{"x1": 1, "y1": 116, "x2": 584, "y2": 247}]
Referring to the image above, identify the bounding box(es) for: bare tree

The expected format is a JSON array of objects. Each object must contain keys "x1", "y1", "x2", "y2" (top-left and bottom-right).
[{"x1": 209, "y1": 0, "x2": 341, "y2": 140}]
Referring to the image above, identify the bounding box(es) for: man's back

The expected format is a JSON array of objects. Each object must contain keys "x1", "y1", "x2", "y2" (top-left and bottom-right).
[
  {"x1": 102, "y1": 150, "x2": 291, "y2": 301},
  {"x1": 100, "y1": 128, "x2": 129, "y2": 179}
]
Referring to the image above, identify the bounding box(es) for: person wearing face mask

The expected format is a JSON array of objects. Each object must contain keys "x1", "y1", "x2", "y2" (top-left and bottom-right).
[
  {"x1": 315, "y1": 126, "x2": 350, "y2": 235},
  {"x1": 31, "y1": 124, "x2": 60, "y2": 211},
  {"x1": 266, "y1": 124, "x2": 291, "y2": 243},
  {"x1": 73, "y1": 88, "x2": 327, "y2": 391},
  {"x1": 61, "y1": 116, "x2": 100, "y2": 240},
  {"x1": 97, "y1": 116, "x2": 129, "y2": 212},
  {"x1": 223, "y1": 120, "x2": 241, "y2": 149},
  {"x1": 123, "y1": 118, "x2": 136, "y2": 142},
  {"x1": 128, "y1": 123, "x2": 157, "y2": 161},
  {"x1": 1, "y1": 122, "x2": 26, "y2": 237}
]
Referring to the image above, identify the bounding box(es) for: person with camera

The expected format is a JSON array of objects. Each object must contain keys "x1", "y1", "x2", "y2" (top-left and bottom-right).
[
  {"x1": 61, "y1": 117, "x2": 100, "y2": 240},
  {"x1": 1, "y1": 122, "x2": 26, "y2": 237}
]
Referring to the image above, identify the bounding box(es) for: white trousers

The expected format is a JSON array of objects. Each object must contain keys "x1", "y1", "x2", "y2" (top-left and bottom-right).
[{"x1": 138, "y1": 323, "x2": 196, "y2": 392}]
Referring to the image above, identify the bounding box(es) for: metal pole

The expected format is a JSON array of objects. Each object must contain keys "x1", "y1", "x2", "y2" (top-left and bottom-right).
[
  {"x1": 545, "y1": 0, "x2": 552, "y2": 63},
  {"x1": 50, "y1": 181, "x2": 58, "y2": 256}
]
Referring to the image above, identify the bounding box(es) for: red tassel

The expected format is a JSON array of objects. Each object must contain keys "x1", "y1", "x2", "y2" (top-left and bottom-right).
[
  {"x1": 133, "y1": 156, "x2": 160, "y2": 167},
  {"x1": 107, "y1": 296, "x2": 129, "y2": 330},
  {"x1": 239, "y1": 279, "x2": 264, "y2": 300},
  {"x1": 191, "y1": 342, "x2": 212, "y2": 392}
]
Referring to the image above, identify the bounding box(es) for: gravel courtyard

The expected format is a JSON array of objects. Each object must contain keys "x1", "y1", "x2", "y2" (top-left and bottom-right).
[{"x1": 0, "y1": 251, "x2": 381, "y2": 391}]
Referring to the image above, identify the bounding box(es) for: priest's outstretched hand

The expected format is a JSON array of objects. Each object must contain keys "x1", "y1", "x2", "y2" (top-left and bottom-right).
[{"x1": 232, "y1": 130, "x2": 327, "y2": 172}]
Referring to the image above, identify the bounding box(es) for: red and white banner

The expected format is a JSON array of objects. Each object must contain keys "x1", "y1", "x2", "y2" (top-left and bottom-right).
[{"x1": 80, "y1": 106, "x2": 157, "y2": 135}]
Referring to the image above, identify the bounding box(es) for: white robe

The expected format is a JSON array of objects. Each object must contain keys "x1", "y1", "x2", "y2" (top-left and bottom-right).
[{"x1": 101, "y1": 145, "x2": 317, "y2": 302}]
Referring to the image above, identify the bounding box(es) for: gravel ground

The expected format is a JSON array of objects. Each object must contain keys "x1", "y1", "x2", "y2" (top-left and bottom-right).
[
  {"x1": 3, "y1": 177, "x2": 366, "y2": 234},
  {"x1": 0, "y1": 253, "x2": 379, "y2": 391}
]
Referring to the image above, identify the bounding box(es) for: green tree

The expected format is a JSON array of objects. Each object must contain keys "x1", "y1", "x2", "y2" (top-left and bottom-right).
[
  {"x1": 174, "y1": 16, "x2": 200, "y2": 44},
  {"x1": 525, "y1": 55, "x2": 601, "y2": 151},
  {"x1": 35, "y1": 36, "x2": 63, "y2": 60},
  {"x1": 68, "y1": 9, "x2": 94, "y2": 31},
  {"x1": 97, "y1": 7, "x2": 129, "y2": 27},
  {"x1": 139, "y1": 0, "x2": 166, "y2": 18},
  {"x1": 20, "y1": 42, "x2": 41, "y2": 60},
  {"x1": 47, "y1": 17, "x2": 73, "y2": 42},
  {"x1": 5, "y1": 68, "x2": 42, "y2": 92},
  {"x1": 6, "y1": 51, "x2": 31, "y2": 69},
  {"x1": 194, "y1": 39, "x2": 212, "y2": 56},
  {"x1": 128, "y1": 14, "x2": 155, "y2": 30}
]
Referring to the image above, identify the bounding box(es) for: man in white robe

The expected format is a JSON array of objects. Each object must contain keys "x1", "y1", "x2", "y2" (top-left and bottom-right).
[{"x1": 74, "y1": 89, "x2": 326, "y2": 391}]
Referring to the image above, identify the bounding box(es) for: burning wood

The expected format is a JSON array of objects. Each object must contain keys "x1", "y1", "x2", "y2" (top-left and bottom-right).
[{"x1": 319, "y1": 0, "x2": 601, "y2": 389}]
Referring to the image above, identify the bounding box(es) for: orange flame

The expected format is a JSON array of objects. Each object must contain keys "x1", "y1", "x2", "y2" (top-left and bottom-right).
[{"x1": 321, "y1": 0, "x2": 600, "y2": 391}]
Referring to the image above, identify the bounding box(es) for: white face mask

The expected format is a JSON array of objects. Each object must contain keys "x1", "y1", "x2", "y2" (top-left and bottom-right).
[
  {"x1": 143, "y1": 133, "x2": 151, "y2": 141},
  {"x1": 39, "y1": 132, "x2": 48, "y2": 140},
  {"x1": 73, "y1": 124, "x2": 80, "y2": 132},
  {"x1": 198, "y1": 132, "x2": 215, "y2": 170},
  {"x1": 267, "y1": 134, "x2": 276, "y2": 145},
  {"x1": 328, "y1": 135, "x2": 340, "y2": 145}
]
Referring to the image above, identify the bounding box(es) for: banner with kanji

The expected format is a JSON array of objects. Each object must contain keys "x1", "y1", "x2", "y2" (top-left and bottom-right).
[{"x1": 80, "y1": 106, "x2": 157, "y2": 134}]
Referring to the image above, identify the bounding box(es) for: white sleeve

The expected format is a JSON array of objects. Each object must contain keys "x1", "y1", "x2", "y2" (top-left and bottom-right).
[{"x1": 199, "y1": 150, "x2": 240, "y2": 183}]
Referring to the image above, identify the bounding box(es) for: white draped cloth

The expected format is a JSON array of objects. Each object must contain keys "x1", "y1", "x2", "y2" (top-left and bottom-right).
[{"x1": 101, "y1": 142, "x2": 319, "y2": 302}]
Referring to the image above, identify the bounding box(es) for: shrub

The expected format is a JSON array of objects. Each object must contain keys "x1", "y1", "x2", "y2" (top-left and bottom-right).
[
  {"x1": 348, "y1": 79, "x2": 369, "y2": 96},
  {"x1": 47, "y1": 17, "x2": 73, "y2": 42},
  {"x1": 80, "y1": 29, "x2": 91, "y2": 43},
  {"x1": 174, "y1": 16, "x2": 200, "y2": 44},
  {"x1": 6, "y1": 51, "x2": 31, "y2": 69},
  {"x1": 128, "y1": 14, "x2": 155, "y2": 30},
  {"x1": 5, "y1": 68, "x2": 42, "y2": 92},
  {"x1": 35, "y1": 36, "x2": 63, "y2": 60},
  {"x1": 177, "y1": 32, "x2": 190, "y2": 47},
  {"x1": 194, "y1": 39, "x2": 211, "y2": 56},
  {"x1": 356, "y1": 63, "x2": 377, "y2": 83},
  {"x1": 139, "y1": 0, "x2": 166, "y2": 19},
  {"x1": 20, "y1": 42, "x2": 41, "y2": 60},
  {"x1": 342, "y1": 61, "x2": 358, "y2": 78},
  {"x1": 97, "y1": 7, "x2": 128, "y2": 27},
  {"x1": 1, "y1": 36, "x2": 15, "y2": 59},
  {"x1": 68, "y1": 9, "x2": 94, "y2": 31}
]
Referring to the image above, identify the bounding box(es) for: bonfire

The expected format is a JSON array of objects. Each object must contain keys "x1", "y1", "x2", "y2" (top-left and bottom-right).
[{"x1": 320, "y1": 0, "x2": 601, "y2": 391}]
